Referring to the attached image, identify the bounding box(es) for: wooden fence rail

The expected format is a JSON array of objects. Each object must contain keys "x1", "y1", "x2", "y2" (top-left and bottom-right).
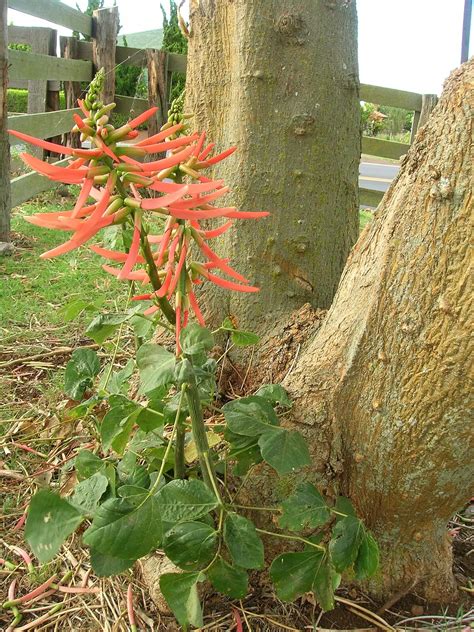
[{"x1": 1, "y1": 0, "x2": 438, "y2": 247}]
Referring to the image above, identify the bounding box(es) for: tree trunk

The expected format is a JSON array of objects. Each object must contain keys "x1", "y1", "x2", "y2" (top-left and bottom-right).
[
  {"x1": 185, "y1": 0, "x2": 360, "y2": 330},
  {"x1": 0, "y1": 0, "x2": 11, "y2": 248},
  {"x1": 279, "y1": 59, "x2": 473, "y2": 600}
]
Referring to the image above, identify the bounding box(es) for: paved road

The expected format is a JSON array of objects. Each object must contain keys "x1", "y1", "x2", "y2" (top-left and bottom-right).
[{"x1": 359, "y1": 161, "x2": 400, "y2": 193}]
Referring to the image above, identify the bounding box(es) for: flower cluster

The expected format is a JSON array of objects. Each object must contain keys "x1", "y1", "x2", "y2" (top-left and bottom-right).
[{"x1": 10, "y1": 70, "x2": 268, "y2": 352}]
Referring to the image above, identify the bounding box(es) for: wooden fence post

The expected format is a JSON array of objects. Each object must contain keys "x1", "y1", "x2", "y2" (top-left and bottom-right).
[
  {"x1": 60, "y1": 35, "x2": 82, "y2": 148},
  {"x1": 0, "y1": 0, "x2": 11, "y2": 250},
  {"x1": 146, "y1": 49, "x2": 168, "y2": 143},
  {"x1": 418, "y1": 94, "x2": 438, "y2": 128},
  {"x1": 411, "y1": 94, "x2": 438, "y2": 142},
  {"x1": 92, "y1": 6, "x2": 119, "y2": 104}
]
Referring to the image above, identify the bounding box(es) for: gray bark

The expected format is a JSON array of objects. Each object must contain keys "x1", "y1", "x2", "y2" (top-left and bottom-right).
[{"x1": 186, "y1": 0, "x2": 360, "y2": 331}]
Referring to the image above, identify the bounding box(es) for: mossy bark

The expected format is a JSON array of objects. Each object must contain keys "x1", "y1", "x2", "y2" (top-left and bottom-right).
[
  {"x1": 280, "y1": 59, "x2": 473, "y2": 599},
  {"x1": 186, "y1": 0, "x2": 360, "y2": 330}
]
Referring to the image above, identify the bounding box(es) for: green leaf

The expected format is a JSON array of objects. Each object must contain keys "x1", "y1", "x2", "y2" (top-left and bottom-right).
[
  {"x1": 59, "y1": 298, "x2": 95, "y2": 322},
  {"x1": 86, "y1": 313, "x2": 132, "y2": 344},
  {"x1": 117, "y1": 485, "x2": 149, "y2": 506},
  {"x1": 270, "y1": 551, "x2": 317, "y2": 601},
  {"x1": 159, "y1": 572, "x2": 203, "y2": 628},
  {"x1": 102, "y1": 359, "x2": 134, "y2": 395},
  {"x1": 75, "y1": 449, "x2": 104, "y2": 481},
  {"x1": 90, "y1": 548, "x2": 134, "y2": 577},
  {"x1": 156, "y1": 479, "x2": 219, "y2": 523},
  {"x1": 64, "y1": 348, "x2": 100, "y2": 400},
  {"x1": 135, "y1": 404, "x2": 165, "y2": 433},
  {"x1": 334, "y1": 496, "x2": 357, "y2": 518},
  {"x1": 230, "y1": 329, "x2": 260, "y2": 346},
  {"x1": 207, "y1": 557, "x2": 248, "y2": 599},
  {"x1": 163, "y1": 522, "x2": 218, "y2": 571},
  {"x1": 255, "y1": 384, "x2": 292, "y2": 409},
  {"x1": 270, "y1": 550, "x2": 335, "y2": 610},
  {"x1": 25, "y1": 491, "x2": 83, "y2": 563},
  {"x1": 224, "y1": 513, "x2": 264, "y2": 569},
  {"x1": 279, "y1": 482, "x2": 330, "y2": 531},
  {"x1": 221, "y1": 318, "x2": 260, "y2": 347},
  {"x1": 180, "y1": 323, "x2": 214, "y2": 356},
  {"x1": 117, "y1": 452, "x2": 150, "y2": 488},
  {"x1": 100, "y1": 396, "x2": 140, "y2": 453},
  {"x1": 71, "y1": 472, "x2": 109, "y2": 515},
  {"x1": 225, "y1": 430, "x2": 262, "y2": 475},
  {"x1": 136, "y1": 344, "x2": 176, "y2": 394},
  {"x1": 329, "y1": 515, "x2": 364, "y2": 572},
  {"x1": 354, "y1": 530, "x2": 379, "y2": 579},
  {"x1": 258, "y1": 428, "x2": 311, "y2": 475},
  {"x1": 222, "y1": 396, "x2": 279, "y2": 437},
  {"x1": 131, "y1": 313, "x2": 153, "y2": 340},
  {"x1": 83, "y1": 496, "x2": 162, "y2": 560},
  {"x1": 312, "y1": 551, "x2": 337, "y2": 611}
]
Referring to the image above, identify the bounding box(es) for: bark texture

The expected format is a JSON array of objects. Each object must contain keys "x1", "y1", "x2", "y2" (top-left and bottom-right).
[
  {"x1": 280, "y1": 60, "x2": 473, "y2": 599},
  {"x1": 185, "y1": 0, "x2": 360, "y2": 330},
  {"x1": 0, "y1": 0, "x2": 11, "y2": 246}
]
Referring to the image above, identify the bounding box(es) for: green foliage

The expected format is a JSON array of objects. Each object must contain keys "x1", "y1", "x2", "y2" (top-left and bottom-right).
[
  {"x1": 7, "y1": 89, "x2": 66, "y2": 113},
  {"x1": 25, "y1": 491, "x2": 83, "y2": 563},
  {"x1": 207, "y1": 558, "x2": 248, "y2": 598},
  {"x1": 64, "y1": 348, "x2": 100, "y2": 400},
  {"x1": 279, "y1": 482, "x2": 331, "y2": 531},
  {"x1": 18, "y1": 93, "x2": 379, "y2": 626},
  {"x1": 159, "y1": 572, "x2": 203, "y2": 628},
  {"x1": 160, "y1": 1, "x2": 188, "y2": 101},
  {"x1": 224, "y1": 513, "x2": 264, "y2": 569},
  {"x1": 115, "y1": 36, "x2": 144, "y2": 98}
]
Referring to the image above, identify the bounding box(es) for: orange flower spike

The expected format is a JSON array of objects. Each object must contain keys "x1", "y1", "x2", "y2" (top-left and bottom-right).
[
  {"x1": 200, "y1": 146, "x2": 237, "y2": 167},
  {"x1": 188, "y1": 290, "x2": 206, "y2": 326},
  {"x1": 127, "y1": 106, "x2": 159, "y2": 130},
  {"x1": 8, "y1": 129, "x2": 74, "y2": 155},
  {"x1": 72, "y1": 179, "x2": 94, "y2": 218},
  {"x1": 136, "y1": 123, "x2": 185, "y2": 146},
  {"x1": 118, "y1": 213, "x2": 142, "y2": 280}
]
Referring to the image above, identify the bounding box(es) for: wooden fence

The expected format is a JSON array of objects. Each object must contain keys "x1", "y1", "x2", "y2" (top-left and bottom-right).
[{"x1": 0, "y1": 0, "x2": 437, "y2": 245}]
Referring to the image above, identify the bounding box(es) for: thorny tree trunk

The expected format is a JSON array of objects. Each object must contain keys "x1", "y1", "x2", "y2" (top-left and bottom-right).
[
  {"x1": 277, "y1": 60, "x2": 473, "y2": 600},
  {"x1": 0, "y1": 0, "x2": 11, "y2": 247},
  {"x1": 185, "y1": 0, "x2": 360, "y2": 331}
]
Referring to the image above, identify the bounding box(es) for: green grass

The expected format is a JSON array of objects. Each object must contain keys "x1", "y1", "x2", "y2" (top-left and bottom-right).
[
  {"x1": 0, "y1": 191, "x2": 127, "y2": 335},
  {"x1": 359, "y1": 209, "x2": 374, "y2": 231},
  {"x1": 0, "y1": 192, "x2": 130, "y2": 416}
]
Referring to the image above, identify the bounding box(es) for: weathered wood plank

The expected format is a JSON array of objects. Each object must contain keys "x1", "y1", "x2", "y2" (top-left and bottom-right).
[
  {"x1": 418, "y1": 94, "x2": 438, "y2": 129},
  {"x1": 92, "y1": 7, "x2": 119, "y2": 105},
  {"x1": 359, "y1": 187, "x2": 384, "y2": 208},
  {"x1": 7, "y1": 0, "x2": 93, "y2": 36},
  {"x1": 114, "y1": 95, "x2": 148, "y2": 116},
  {"x1": 8, "y1": 49, "x2": 92, "y2": 82},
  {"x1": 76, "y1": 40, "x2": 186, "y2": 74},
  {"x1": 27, "y1": 28, "x2": 57, "y2": 157},
  {"x1": 11, "y1": 159, "x2": 69, "y2": 207},
  {"x1": 360, "y1": 83, "x2": 422, "y2": 111},
  {"x1": 60, "y1": 36, "x2": 82, "y2": 149},
  {"x1": 1, "y1": 0, "x2": 11, "y2": 244},
  {"x1": 147, "y1": 49, "x2": 167, "y2": 140},
  {"x1": 361, "y1": 136, "x2": 409, "y2": 160},
  {"x1": 168, "y1": 53, "x2": 186, "y2": 74},
  {"x1": 8, "y1": 108, "x2": 80, "y2": 143}
]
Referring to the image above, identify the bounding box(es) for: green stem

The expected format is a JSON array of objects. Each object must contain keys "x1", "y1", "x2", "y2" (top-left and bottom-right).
[
  {"x1": 231, "y1": 504, "x2": 279, "y2": 513},
  {"x1": 148, "y1": 385, "x2": 186, "y2": 498},
  {"x1": 140, "y1": 230, "x2": 176, "y2": 325},
  {"x1": 255, "y1": 527, "x2": 325, "y2": 551},
  {"x1": 184, "y1": 382, "x2": 222, "y2": 502},
  {"x1": 174, "y1": 415, "x2": 186, "y2": 479}
]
